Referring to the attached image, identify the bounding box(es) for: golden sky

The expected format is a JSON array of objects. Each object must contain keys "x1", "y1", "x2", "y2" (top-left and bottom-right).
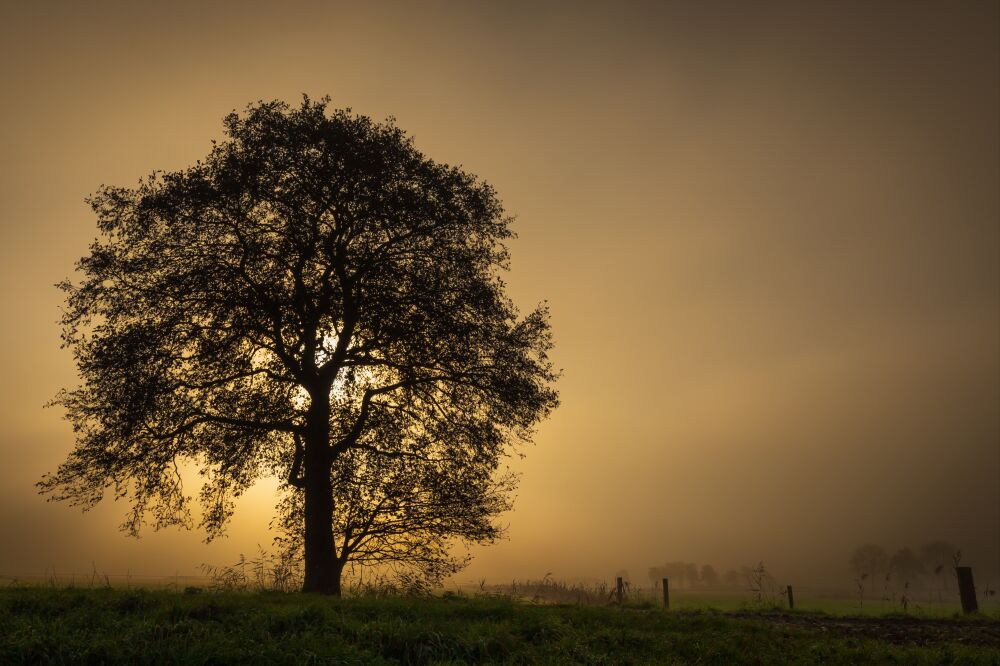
[{"x1": 0, "y1": 1, "x2": 997, "y2": 587}]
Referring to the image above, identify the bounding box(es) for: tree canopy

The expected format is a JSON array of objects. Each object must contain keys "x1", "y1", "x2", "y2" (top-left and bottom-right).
[{"x1": 42, "y1": 96, "x2": 559, "y2": 594}]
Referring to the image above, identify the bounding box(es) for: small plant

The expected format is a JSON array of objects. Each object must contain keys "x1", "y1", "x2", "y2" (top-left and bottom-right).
[
  {"x1": 880, "y1": 570, "x2": 892, "y2": 607},
  {"x1": 855, "y1": 575, "x2": 868, "y2": 609},
  {"x1": 981, "y1": 582, "x2": 995, "y2": 605},
  {"x1": 202, "y1": 546, "x2": 303, "y2": 592},
  {"x1": 744, "y1": 562, "x2": 781, "y2": 606},
  {"x1": 476, "y1": 576, "x2": 620, "y2": 606},
  {"x1": 89, "y1": 562, "x2": 111, "y2": 589},
  {"x1": 932, "y1": 564, "x2": 944, "y2": 602}
]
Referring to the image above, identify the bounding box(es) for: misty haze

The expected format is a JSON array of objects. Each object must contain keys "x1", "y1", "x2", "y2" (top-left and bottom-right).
[{"x1": 0, "y1": 1, "x2": 997, "y2": 663}]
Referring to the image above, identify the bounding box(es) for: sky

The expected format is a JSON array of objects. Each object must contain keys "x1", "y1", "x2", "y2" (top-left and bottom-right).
[{"x1": 0, "y1": 1, "x2": 997, "y2": 589}]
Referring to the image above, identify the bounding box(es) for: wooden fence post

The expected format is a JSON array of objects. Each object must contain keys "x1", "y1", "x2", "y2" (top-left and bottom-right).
[
  {"x1": 662, "y1": 577, "x2": 670, "y2": 609},
  {"x1": 786, "y1": 585, "x2": 794, "y2": 610},
  {"x1": 615, "y1": 577, "x2": 624, "y2": 605},
  {"x1": 956, "y1": 567, "x2": 978, "y2": 614}
]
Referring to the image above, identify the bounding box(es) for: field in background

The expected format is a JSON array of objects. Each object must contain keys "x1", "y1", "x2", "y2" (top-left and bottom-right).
[
  {"x1": 5, "y1": 569, "x2": 999, "y2": 619},
  {"x1": 2, "y1": 586, "x2": 999, "y2": 664},
  {"x1": 462, "y1": 577, "x2": 1000, "y2": 619}
]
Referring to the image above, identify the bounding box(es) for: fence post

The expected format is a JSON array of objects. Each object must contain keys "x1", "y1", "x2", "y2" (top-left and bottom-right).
[
  {"x1": 662, "y1": 577, "x2": 670, "y2": 609},
  {"x1": 956, "y1": 567, "x2": 978, "y2": 614},
  {"x1": 615, "y1": 577, "x2": 624, "y2": 605},
  {"x1": 786, "y1": 585, "x2": 794, "y2": 610}
]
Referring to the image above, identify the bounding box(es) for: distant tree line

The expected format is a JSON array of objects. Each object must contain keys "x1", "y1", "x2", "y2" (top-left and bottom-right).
[
  {"x1": 849, "y1": 540, "x2": 970, "y2": 603},
  {"x1": 648, "y1": 539, "x2": 977, "y2": 600},
  {"x1": 646, "y1": 562, "x2": 743, "y2": 589}
]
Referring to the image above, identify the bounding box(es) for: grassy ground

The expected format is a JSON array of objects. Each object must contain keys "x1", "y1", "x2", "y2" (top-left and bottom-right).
[
  {"x1": 621, "y1": 592, "x2": 992, "y2": 618},
  {"x1": 469, "y1": 578, "x2": 1000, "y2": 619},
  {"x1": 1, "y1": 586, "x2": 998, "y2": 664}
]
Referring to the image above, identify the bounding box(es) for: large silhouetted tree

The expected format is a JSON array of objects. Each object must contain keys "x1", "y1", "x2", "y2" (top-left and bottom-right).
[{"x1": 41, "y1": 97, "x2": 559, "y2": 595}]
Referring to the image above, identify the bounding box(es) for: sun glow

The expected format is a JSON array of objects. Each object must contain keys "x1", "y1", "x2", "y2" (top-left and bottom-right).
[{"x1": 285, "y1": 333, "x2": 381, "y2": 411}]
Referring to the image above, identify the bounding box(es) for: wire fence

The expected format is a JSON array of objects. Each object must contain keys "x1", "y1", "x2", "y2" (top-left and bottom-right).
[
  {"x1": 451, "y1": 575, "x2": 1000, "y2": 615},
  {"x1": 3, "y1": 569, "x2": 998, "y2": 616},
  {"x1": 0, "y1": 571, "x2": 214, "y2": 590}
]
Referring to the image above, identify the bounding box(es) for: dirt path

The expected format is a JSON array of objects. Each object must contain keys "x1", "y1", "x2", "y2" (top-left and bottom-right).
[{"x1": 729, "y1": 611, "x2": 1000, "y2": 647}]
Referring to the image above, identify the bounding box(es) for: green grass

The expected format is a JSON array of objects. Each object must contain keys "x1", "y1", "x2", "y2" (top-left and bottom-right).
[
  {"x1": 473, "y1": 578, "x2": 1000, "y2": 619},
  {"x1": 627, "y1": 591, "x2": 997, "y2": 618},
  {"x1": 1, "y1": 586, "x2": 997, "y2": 664}
]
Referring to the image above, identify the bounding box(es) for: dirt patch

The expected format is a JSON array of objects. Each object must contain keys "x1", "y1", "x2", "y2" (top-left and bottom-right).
[{"x1": 728, "y1": 611, "x2": 1000, "y2": 648}]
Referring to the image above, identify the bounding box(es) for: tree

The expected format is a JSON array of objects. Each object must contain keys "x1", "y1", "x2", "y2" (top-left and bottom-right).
[
  {"x1": 722, "y1": 569, "x2": 741, "y2": 587},
  {"x1": 888, "y1": 547, "x2": 924, "y2": 594},
  {"x1": 40, "y1": 97, "x2": 559, "y2": 595},
  {"x1": 699, "y1": 564, "x2": 719, "y2": 587},
  {"x1": 920, "y1": 540, "x2": 958, "y2": 573},
  {"x1": 662, "y1": 561, "x2": 688, "y2": 588},
  {"x1": 920, "y1": 540, "x2": 959, "y2": 600},
  {"x1": 683, "y1": 562, "x2": 699, "y2": 588},
  {"x1": 849, "y1": 544, "x2": 888, "y2": 594}
]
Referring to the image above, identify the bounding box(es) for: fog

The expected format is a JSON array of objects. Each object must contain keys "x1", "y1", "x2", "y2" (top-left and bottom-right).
[{"x1": 0, "y1": 1, "x2": 996, "y2": 590}]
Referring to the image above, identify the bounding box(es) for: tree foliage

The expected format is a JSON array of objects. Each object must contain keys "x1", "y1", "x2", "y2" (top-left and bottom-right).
[
  {"x1": 42, "y1": 96, "x2": 559, "y2": 593},
  {"x1": 850, "y1": 544, "x2": 888, "y2": 579},
  {"x1": 275, "y1": 443, "x2": 518, "y2": 589}
]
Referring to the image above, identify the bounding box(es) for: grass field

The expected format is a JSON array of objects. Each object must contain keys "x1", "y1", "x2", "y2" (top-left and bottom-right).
[
  {"x1": 1, "y1": 586, "x2": 999, "y2": 664},
  {"x1": 470, "y1": 577, "x2": 1000, "y2": 619}
]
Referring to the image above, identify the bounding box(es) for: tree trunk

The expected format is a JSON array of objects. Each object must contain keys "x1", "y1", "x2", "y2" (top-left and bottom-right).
[{"x1": 301, "y1": 400, "x2": 341, "y2": 595}]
